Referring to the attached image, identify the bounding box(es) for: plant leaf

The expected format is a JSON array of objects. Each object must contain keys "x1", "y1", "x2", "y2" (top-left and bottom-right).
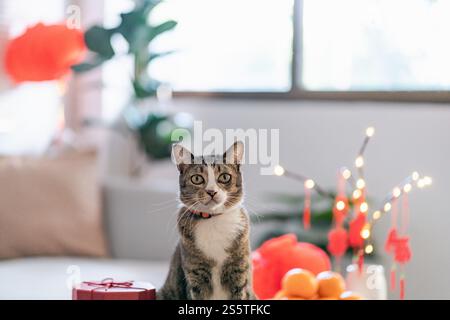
[
  {"x1": 117, "y1": 9, "x2": 146, "y2": 43},
  {"x1": 148, "y1": 20, "x2": 177, "y2": 42},
  {"x1": 141, "y1": 0, "x2": 162, "y2": 16},
  {"x1": 146, "y1": 51, "x2": 175, "y2": 64},
  {"x1": 132, "y1": 79, "x2": 159, "y2": 99},
  {"x1": 84, "y1": 26, "x2": 115, "y2": 59}
]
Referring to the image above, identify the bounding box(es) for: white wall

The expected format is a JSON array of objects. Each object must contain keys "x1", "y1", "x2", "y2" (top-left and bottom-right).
[{"x1": 168, "y1": 98, "x2": 450, "y2": 299}]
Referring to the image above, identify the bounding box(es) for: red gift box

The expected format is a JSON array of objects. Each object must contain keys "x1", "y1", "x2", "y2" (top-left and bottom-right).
[{"x1": 72, "y1": 278, "x2": 156, "y2": 300}]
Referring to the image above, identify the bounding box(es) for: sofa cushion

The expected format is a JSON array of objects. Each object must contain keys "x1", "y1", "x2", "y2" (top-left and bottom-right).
[
  {"x1": 0, "y1": 150, "x2": 108, "y2": 259},
  {"x1": 0, "y1": 257, "x2": 168, "y2": 299}
]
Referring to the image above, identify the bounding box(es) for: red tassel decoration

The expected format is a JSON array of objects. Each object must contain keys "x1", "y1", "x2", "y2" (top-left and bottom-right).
[
  {"x1": 357, "y1": 249, "x2": 364, "y2": 274},
  {"x1": 333, "y1": 195, "x2": 349, "y2": 226},
  {"x1": 400, "y1": 274, "x2": 406, "y2": 300},
  {"x1": 390, "y1": 264, "x2": 396, "y2": 291},
  {"x1": 303, "y1": 183, "x2": 311, "y2": 230}
]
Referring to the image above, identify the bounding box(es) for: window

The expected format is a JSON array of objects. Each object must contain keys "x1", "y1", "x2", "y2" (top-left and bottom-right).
[
  {"x1": 302, "y1": 0, "x2": 450, "y2": 92},
  {"x1": 150, "y1": 0, "x2": 293, "y2": 92},
  {"x1": 145, "y1": 0, "x2": 450, "y2": 101}
]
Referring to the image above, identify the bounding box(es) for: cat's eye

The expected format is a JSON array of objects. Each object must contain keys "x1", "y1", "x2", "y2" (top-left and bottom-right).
[
  {"x1": 190, "y1": 174, "x2": 205, "y2": 185},
  {"x1": 218, "y1": 173, "x2": 231, "y2": 184}
]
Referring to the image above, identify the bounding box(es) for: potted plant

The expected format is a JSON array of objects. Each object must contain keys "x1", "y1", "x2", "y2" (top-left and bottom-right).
[{"x1": 73, "y1": 0, "x2": 191, "y2": 162}]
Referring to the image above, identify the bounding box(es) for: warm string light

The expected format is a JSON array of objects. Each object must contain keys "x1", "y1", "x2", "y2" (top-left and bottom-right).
[
  {"x1": 273, "y1": 165, "x2": 285, "y2": 177},
  {"x1": 355, "y1": 156, "x2": 364, "y2": 168},
  {"x1": 273, "y1": 165, "x2": 334, "y2": 198},
  {"x1": 361, "y1": 172, "x2": 433, "y2": 253},
  {"x1": 369, "y1": 172, "x2": 432, "y2": 225},
  {"x1": 336, "y1": 200, "x2": 346, "y2": 211},
  {"x1": 304, "y1": 179, "x2": 315, "y2": 189},
  {"x1": 365, "y1": 244, "x2": 374, "y2": 254},
  {"x1": 341, "y1": 168, "x2": 352, "y2": 180},
  {"x1": 351, "y1": 127, "x2": 374, "y2": 233},
  {"x1": 273, "y1": 127, "x2": 432, "y2": 262},
  {"x1": 355, "y1": 126, "x2": 374, "y2": 179}
]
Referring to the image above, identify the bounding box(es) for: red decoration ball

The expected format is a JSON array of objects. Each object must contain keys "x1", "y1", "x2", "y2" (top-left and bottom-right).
[{"x1": 252, "y1": 234, "x2": 331, "y2": 300}]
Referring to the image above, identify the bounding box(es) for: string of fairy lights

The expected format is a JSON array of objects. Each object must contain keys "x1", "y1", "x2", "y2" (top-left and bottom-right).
[{"x1": 273, "y1": 126, "x2": 432, "y2": 256}]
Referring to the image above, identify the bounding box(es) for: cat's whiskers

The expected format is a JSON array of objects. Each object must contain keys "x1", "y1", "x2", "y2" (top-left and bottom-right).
[
  {"x1": 176, "y1": 201, "x2": 200, "y2": 227},
  {"x1": 242, "y1": 193, "x2": 282, "y2": 214},
  {"x1": 146, "y1": 201, "x2": 180, "y2": 216},
  {"x1": 243, "y1": 203, "x2": 263, "y2": 223}
]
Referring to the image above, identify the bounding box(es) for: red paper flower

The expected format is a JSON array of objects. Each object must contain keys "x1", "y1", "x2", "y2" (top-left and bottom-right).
[
  {"x1": 252, "y1": 234, "x2": 331, "y2": 299},
  {"x1": 327, "y1": 227, "x2": 348, "y2": 258},
  {"x1": 4, "y1": 23, "x2": 86, "y2": 83},
  {"x1": 348, "y1": 213, "x2": 366, "y2": 248}
]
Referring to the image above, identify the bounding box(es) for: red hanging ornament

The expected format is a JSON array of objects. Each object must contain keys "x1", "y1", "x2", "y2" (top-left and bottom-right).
[
  {"x1": 327, "y1": 227, "x2": 348, "y2": 258},
  {"x1": 385, "y1": 198, "x2": 399, "y2": 293},
  {"x1": 385, "y1": 228, "x2": 398, "y2": 253},
  {"x1": 332, "y1": 195, "x2": 349, "y2": 226},
  {"x1": 400, "y1": 274, "x2": 406, "y2": 300},
  {"x1": 357, "y1": 249, "x2": 364, "y2": 273},
  {"x1": 352, "y1": 189, "x2": 366, "y2": 216},
  {"x1": 385, "y1": 195, "x2": 412, "y2": 299},
  {"x1": 303, "y1": 182, "x2": 311, "y2": 230},
  {"x1": 348, "y1": 213, "x2": 366, "y2": 249},
  {"x1": 390, "y1": 264, "x2": 397, "y2": 291},
  {"x1": 393, "y1": 236, "x2": 412, "y2": 264},
  {"x1": 393, "y1": 239, "x2": 411, "y2": 300}
]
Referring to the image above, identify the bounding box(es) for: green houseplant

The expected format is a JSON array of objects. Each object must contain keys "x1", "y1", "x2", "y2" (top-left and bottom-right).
[{"x1": 73, "y1": 0, "x2": 189, "y2": 160}]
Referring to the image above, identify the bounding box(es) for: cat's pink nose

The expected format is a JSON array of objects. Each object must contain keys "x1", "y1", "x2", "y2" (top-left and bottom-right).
[{"x1": 206, "y1": 190, "x2": 217, "y2": 198}]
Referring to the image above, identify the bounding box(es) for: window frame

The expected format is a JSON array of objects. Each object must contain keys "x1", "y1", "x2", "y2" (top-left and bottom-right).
[{"x1": 173, "y1": 0, "x2": 450, "y2": 103}]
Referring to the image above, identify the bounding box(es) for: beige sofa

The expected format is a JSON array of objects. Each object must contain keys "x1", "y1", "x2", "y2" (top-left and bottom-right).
[{"x1": 0, "y1": 179, "x2": 177, "y2": 300}]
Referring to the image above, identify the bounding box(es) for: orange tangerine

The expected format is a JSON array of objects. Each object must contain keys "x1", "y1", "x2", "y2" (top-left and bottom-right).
[
  {"x1": 286, "y1": 296, "x2": 306, "y2": 300},
  {"x1": 272, "y1": 290, "x2": 287, "y2": 300},
  {"x1": 339, "y1": 291, "x2": 363, "y2": 300},
  {"x1": 316, "y1": 271, "x2": 346, "y2": 298},
  {"x1": 281, "y1": 268, "x2": 318, "y2": 299}
]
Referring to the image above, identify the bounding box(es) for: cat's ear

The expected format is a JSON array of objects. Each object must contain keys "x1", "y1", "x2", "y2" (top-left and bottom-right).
[
  {"x1": 172, "y1": 144, "x2": 193, "y2": 171},
  {"x1": 223, "y1": 141, "x2": 244, "y2": 164}
]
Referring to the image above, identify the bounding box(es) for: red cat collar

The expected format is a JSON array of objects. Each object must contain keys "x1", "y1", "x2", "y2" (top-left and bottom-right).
[{"x1": 189, "y1": 210, "x2": 213, "y2": 219}]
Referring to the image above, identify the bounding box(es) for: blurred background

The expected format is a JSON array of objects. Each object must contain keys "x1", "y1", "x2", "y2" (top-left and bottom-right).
[{"x1": 0, "y1": 0, "x2": 449, "y2": 300}]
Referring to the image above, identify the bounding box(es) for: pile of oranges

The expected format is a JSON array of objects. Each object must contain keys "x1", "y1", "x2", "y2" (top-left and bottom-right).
[{"x1": 273, "y1": 268, "x2": 363, "y2": 300}]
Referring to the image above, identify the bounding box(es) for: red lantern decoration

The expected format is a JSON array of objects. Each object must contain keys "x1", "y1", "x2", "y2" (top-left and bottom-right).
[
  {"x1": 4, "y1": 23, "x2": 86, "y2": 83},
  {"x1": 327, "y1": 227, "x2": 348, "y2": 258},
  {"x1": 348, "y1": 212, "x2": 366, "y2": 249}
]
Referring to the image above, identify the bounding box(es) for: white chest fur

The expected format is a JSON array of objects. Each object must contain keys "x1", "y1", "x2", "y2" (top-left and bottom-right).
[{"x1": 194, "y1": 207, "x2": 244, "y2": 300}]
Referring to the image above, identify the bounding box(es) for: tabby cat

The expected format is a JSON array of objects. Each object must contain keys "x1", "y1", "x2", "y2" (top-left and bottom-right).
[{"x1": 158, "y1": 141, "x2": 254, "y2": 300}]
